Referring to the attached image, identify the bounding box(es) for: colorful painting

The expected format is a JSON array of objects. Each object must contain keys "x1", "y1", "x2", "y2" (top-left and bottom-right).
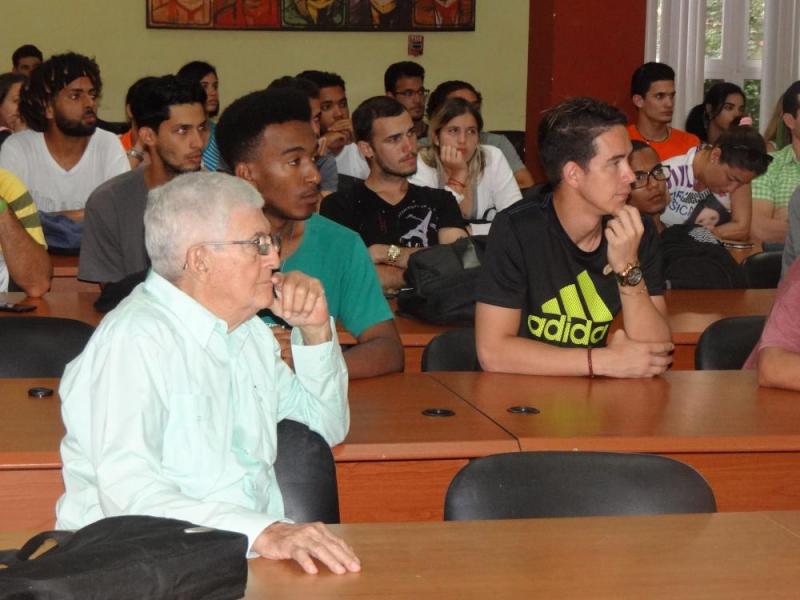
[{"x1": 146, "y1": 0, "x2": 475, "y2": 31}]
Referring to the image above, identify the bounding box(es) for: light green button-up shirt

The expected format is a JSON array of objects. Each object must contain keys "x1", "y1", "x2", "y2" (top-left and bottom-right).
[{"x1": 55, "y1": 271, "x2": 349, "y2": 552}]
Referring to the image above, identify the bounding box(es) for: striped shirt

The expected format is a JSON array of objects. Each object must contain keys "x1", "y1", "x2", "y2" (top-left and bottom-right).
[
  {"x1": 202, "y1": 120, "x2": 221, "y2": 172},
  {"x1": 0, "y1": 168, "x2": 46, "y2": 291},
  {"x1": 752, "y1": 143, "x2": 800, "y2": 211}
]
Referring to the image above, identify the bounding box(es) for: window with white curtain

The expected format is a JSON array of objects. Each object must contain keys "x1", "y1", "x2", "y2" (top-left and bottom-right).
[
  {"x1": 703, "y1": 0, "x2": 764, "y2": 127},
  {"x1": 646, "y1": 0, "x2": 798, "y2": 133}
]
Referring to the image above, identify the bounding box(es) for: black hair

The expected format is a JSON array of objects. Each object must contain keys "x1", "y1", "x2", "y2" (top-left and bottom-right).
[
  {"x1": 19, "y1": 52, "x2": 102, "y2": 132},
  {"x1": 538, "y1": 96, "x2": 628, "y2": 186},
  {"x1": 426, "y1": 80, "x2": 482, "y2": 120},
  {"x1": 352, "y1": 95, "x2": 405, "y2": 143},
  {"x1": 781, "y1": 80, "x2": 800, "y2": 117},
  {"x1": 296, "y1": 70, "x2": 345, "y2": 91},
  {"x1": 12, "y1": 44, "x2": 43, "y2": 68},
  {"x1": 130, "y1": 75, "x2": 207, "y2": 131},
  {"x1": 715, "y1": 125, "x2": 771, "y2": 176},
  {"x1": 216, "y1": 88, "x2": 311, "y2": 168},
  {"x1": 384, "y1": 61, "x2": 425, "y2": 93},
  {"x1": 685, "y1": 82, "x2": 745, "y2": 142},
  {"x1": 0, "y1": 72, "x2": 26, "y2": 106},
  {"x1": 630, "y1": 62, "x2": 675, "y2": 98},
  {"x1": 267, "y1": 76, "x2": 320, "y2": 100},
  {"x1": 176, "y1": 60, "x2": 216, "y2": 82}
]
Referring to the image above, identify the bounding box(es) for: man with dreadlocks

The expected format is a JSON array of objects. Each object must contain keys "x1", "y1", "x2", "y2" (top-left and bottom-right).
[{"x1": 0, "y1": 52, "x2": 128, "y2": 249}]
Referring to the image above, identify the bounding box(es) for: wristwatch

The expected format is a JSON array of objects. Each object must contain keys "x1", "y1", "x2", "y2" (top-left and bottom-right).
[
  {"x1": 615, "y1": 262, "x2": 644, "y2": 287},
  {"x1": 387, "y1": 244, "x2": 401, "y2": 264}
]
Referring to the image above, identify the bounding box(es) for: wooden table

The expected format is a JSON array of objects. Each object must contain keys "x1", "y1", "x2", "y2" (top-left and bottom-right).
[
  {"x1": 3, "y1": 512, "x2": 799, "y2": 598},
  {"x1": 663, "y1": 288, "x2": 775, "y2": 368},
  {"x1": 432, "y1": 369, "x2": 800, "y2": 512},
  {"x1": 49, "y1": 255, "x2": 98, "y2": 293},
  {"x1": 1, "y1": 289, "x2": 775, "y2": 373},
  {"x1": 0, "y1": 293, "x2": 451, "y2": 372},
  {"x1": 0, "y1": 374, "x2": 517, "y2": 530},
  {"x1": 334, "y1": 374, "x2": 518, "y2": 522},
  {"x1": 0, "y1": 378, "x2": 63, "y2": 531}
]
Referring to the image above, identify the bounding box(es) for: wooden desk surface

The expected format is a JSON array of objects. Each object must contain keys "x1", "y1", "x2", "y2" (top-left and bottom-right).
[
  {"x1": 0, "y1": 292, "x2": 103, "y2": 327},
  {"x1": 3, "y1": 512, "x2": 798, "y2": 599},
  {"x1": 0, "y1": 378, "x2": 63, "y2": 469},
  {"x1": 664, "y1": 288, "x2": 775, "y2": 344},
  {"x1": 431, "y1": 369, "x2": 800, "y2": 453},
  {"x1": 243, "y1": 512, "x2": 800, "y2": 600},
  {"x1": 49, "y1": 254, "x2": 78, "y2": 278},
  {"x1": 335, "y1": 373, "x2": 518, "y2": 461},
  {"x1": 0, "y1": 374, "x2": 516, "y2": 525},
  {"x1": 2, "y1": 288, "x2": 774, "y2": 348}
]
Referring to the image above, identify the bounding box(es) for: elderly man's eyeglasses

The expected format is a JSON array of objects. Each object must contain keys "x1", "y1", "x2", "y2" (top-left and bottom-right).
[
  {"x1": 395, "y1": 88, "x2": 429, "y2": 99},
  {"x1": 631, "y1": 165, "x2": 671, "y2": 189},
  {"x1": 200, "y1": 234, "x2": 280, "y2": 256}
]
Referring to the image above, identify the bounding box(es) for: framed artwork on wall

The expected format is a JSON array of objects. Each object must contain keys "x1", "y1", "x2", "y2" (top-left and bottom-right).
[{"x1": 146, "y1": 0, "x2": 475, "y2": 31}]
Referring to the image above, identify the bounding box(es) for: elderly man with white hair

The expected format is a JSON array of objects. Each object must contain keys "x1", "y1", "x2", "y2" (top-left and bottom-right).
[{"x1": 55, "y1": 172, "x2": 360, "y2": 575}]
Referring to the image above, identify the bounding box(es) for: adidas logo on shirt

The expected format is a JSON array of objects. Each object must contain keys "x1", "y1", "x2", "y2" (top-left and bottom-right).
[{"x1": 527, "y1": 271, "x2": 613, "y2": 347}]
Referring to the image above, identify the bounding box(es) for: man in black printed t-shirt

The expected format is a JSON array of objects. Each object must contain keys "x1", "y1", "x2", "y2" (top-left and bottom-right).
[
  {"x1": 476, "y1": 97, "x2": 673, "y2": 378},
  {"x1": 321, "y1": 96, "x2": 467, "y2": 292}
]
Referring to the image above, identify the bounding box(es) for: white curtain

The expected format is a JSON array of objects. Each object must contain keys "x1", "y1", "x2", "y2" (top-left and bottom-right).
[
  {"x1": 759, "y1": 1, "x2": 800, "y2": 130},
  {"x1": 645, "y1": 0, "x2": 706, "y2": 129}
]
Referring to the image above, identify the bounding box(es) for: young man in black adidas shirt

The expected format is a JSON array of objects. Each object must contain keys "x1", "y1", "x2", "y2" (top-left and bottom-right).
[
  {"x1": 322, "y1": 96, "x2": 467, "y2": 291},
  {"x1": 476, "y1": 97, "x2": 673, "y2": 378}
]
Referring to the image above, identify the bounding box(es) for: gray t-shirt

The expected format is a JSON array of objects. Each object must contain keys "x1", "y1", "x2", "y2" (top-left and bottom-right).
[
  {"x1": 79, "y1": 167, "x2": 150, "y2": 284},
  {"x1": 317, "y1": 151, "x2": 338, "y2": 193}
]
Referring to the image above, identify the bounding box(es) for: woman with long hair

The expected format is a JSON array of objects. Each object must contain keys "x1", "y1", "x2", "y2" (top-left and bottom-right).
[
  {"x1": 411, "y1": 97, "x2": 521, "y2": 233},
  {"x1": 685, "y1": 82, "x2": 746, "y2": 144}
]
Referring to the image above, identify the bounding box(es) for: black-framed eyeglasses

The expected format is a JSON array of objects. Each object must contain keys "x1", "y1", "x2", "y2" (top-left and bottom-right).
[
  {"x1": 199, "y1": 234, "x2": 280, "y2": 256},
  {"x1": 631, "y1": 164, "x2": 671, "y2": 189},
  {"x1": 395, "y1": 88, "x2": 429, "y2": 99}
]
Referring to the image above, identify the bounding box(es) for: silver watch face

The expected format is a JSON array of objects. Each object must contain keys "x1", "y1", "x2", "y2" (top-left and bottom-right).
[{"x1": 625, "y1": 266, "x2": 644, "y2": 286}]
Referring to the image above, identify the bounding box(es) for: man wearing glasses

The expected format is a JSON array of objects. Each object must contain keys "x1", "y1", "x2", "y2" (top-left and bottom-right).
[
  {"x1": 385, "y1": 61, "x2": 428, "y2": 139},
  {"x1": 57, "y1": 172, "x2": 361, "y2": 574}
]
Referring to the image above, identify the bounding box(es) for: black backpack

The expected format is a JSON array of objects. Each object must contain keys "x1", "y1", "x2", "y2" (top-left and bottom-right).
[
  {"x1": 396, "y1": 236, "x2": 487, "y2": 325},
  {"x1": 0, "y1": 515, "x2": 247, "y2": 600},
  {"x1": 661, "y1": 225, "x2": 747, "y2": 289}
]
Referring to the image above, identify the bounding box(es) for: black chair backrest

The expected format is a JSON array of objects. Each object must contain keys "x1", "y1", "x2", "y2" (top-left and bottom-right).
[
  {"x1": 274, "y1": 420, "x2": 340, "y2": 524},
  {"x1": 444, "y1": 451, "x2": 716, "y2": 521},
  {"x1": 421, "y1": 328, "x2": 481, "y2": 372},
  {"x1": 0, "y1": 317, "x2": 95, "y2": 377},
  {"x1": 488, "y1": 130, "x2": 526, "y2": 162},
  {"x1": 742, "y1": 251, "x2": 782, "y2": 288},
  {"x1": 694, "y1": 315, "x2": 766, "y2": 370}
]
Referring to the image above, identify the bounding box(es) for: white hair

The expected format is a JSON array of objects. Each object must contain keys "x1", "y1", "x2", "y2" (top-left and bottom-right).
[{"x1": 144, "y1": 172, "x2": 264, "y2": 281}]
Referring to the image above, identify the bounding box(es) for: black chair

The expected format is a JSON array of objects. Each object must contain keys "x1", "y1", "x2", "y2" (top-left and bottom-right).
[
  {"x1": 421, "y1": 328, "x2": 481, "y2": 372},
  {"x1": 0, "y1": 317, "x2": 95, "y2": 377},
  {"x1": 694, "y1": 315, "x2": 766, "y2": 370},
  {"x1": 274, "y1": 420, "x2": 340, "y2": 524},
  {"x1": 742, "y1": 251, "x2": 782, "y2": 288},
  {"x1": 488, "y1": 130, "x2": 526, "y2": 163},
  {"x1": 444, "y1": 451, "x2": 716, "y2": 521}
]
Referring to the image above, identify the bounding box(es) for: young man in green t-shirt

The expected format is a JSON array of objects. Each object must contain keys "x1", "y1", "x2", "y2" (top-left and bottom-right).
[{"x1": 216, "y1": 87, "x2": 403, "y2": 378}]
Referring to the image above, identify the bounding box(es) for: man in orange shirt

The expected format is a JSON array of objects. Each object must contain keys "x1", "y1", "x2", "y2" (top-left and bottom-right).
[{"x1": 627, "y1": 62, "x2": 700, "y2": 161}]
